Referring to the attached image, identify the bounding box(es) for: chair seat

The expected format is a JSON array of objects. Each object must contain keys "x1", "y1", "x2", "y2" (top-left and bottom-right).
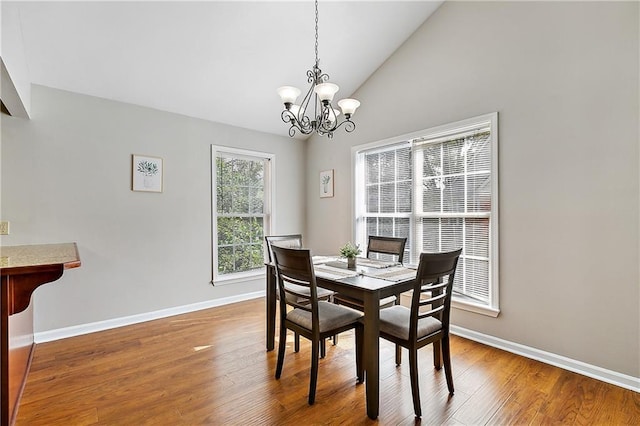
[
  {"x1": 333, "y1": 294, "x2": 396, "y2": 309},
  {"x1": 288, "y1": 301, "x2": 364, "y2": 333},
  {"x1": 379, "y1": 305, "x2": 441, "y2": 340}
]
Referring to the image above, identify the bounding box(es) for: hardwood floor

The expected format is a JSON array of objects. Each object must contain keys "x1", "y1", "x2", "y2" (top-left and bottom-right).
[{"x1": 16, "y1": 298, "x2": 640, "y2": 425}]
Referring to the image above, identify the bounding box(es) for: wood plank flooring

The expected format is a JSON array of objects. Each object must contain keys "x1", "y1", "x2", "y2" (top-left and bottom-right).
[{"x1": 15, "y1": 298, "x2": 640, "y2": 425}]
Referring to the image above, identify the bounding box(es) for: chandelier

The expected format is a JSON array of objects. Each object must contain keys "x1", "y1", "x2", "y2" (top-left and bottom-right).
[{"x1": 277, "y1": 0, "x2": 360, "y2": 139}]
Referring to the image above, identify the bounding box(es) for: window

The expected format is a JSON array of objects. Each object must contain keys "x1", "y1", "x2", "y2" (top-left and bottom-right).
[
  {"x1": 211, "y1": 146, "x2": 273, "y2": 283},
  {"x1": 354, "y1": 113, "x2": 499, "y2": 316}
]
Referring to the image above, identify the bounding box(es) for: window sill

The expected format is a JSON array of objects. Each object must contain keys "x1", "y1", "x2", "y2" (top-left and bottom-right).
[
  {"x1": 212, "y1": 269, "x2": 265, "y2": 286},
  {"x1": 452, "y1": 297, "x2": 500, "y2": 318}
]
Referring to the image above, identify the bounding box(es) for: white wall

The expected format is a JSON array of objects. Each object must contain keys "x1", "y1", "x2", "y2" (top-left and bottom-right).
[
  {"x1": 305, "y1": 1, "x2": 639, "y2": 377},
  {"x1": 0, "y1": 3, "x2": 31, "y2": 118},
  {"x1": 1, "y1": 85, "x2": 306, "y2": 332}
]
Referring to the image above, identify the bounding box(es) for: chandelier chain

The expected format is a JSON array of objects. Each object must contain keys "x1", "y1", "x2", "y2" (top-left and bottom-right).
[{"x1": 314, "y1": 0, "x2": 319, "y2": 67}]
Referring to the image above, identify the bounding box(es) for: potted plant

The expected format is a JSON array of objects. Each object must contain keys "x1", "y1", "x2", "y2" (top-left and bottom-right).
[{"x1": 339, "y1": 242, "x2": 362, "y2": 269}]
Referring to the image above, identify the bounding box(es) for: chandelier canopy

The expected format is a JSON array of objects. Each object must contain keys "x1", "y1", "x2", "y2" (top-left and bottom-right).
[{"x1": 277, "y1": 0, "x2": 360, "y2": 139}]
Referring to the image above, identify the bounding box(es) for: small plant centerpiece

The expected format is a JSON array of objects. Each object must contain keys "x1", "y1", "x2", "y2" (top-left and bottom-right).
[{"x1": 339, "y1": 242, "x2": 362, "y2": 269}]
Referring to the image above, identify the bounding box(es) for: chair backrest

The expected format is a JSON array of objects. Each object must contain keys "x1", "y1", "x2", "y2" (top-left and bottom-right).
[
  {"x1": 265, "y1": 234, "x2": 303, "y2": 263},
  {"x1": 410, "y1": 249, "x2": 462, "y2": 341},
  {"x1": 271, "y1": 245, "x2": 321, "y2": 332},
  {"x1": 367, "y1": 235, "x2": 407, "y2": 263}
]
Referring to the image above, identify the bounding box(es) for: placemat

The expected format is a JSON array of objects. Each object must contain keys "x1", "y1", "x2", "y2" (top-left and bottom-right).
[
  {"x1": 362, "y1": 266, "x2": 416, "y2": 282},
  {"x1": 314, "y1": 264, "x2": 359, "y2": 280},
  {"x1": 312, "y1": 255, "x2": 337, "y2": 265},
  {"x1": 331, "y1": 257, "x2": 397, "y2": 269}
]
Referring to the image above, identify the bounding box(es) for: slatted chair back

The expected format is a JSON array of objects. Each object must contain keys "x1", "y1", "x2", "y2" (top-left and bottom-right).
[
  {"x1": 409, "y1": 249, "x2": 462, "y2": 343},
  {"x1": 271, "y1": 246, "x2": 319, "y2": 328},
  {"x1": 367, "y1": 235, "x2": 407, "y2": 264},
  {"x1": 265, "y1": 234, "x2": 303, "y2": 263}
]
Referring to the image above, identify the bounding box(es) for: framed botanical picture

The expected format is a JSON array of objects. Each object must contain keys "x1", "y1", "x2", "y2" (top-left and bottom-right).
[
  {"x1": 320, "y1": 169, "x2": 334, "y2": 198},
  {"x1": 132, "y1": 154, "x2": 163, "y2": 192}
]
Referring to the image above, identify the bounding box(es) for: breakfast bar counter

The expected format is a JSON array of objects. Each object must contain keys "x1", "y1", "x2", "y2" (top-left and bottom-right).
[{"x1": 1, "y1": 242, "x2": 81, "y2": 425}]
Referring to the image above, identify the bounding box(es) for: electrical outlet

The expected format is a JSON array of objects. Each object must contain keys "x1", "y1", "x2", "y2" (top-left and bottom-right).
[{"x1": 0, "y1": 221, "x2": 9, "y2": 235}]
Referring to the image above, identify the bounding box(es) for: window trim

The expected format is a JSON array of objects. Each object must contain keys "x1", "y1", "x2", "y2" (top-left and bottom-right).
[
  {"x1": 351, "y1": 113, "x2": 499, "y2": 317},
  {"x1": 211, "y1": 145, "x2": 275, "y2": 285}
]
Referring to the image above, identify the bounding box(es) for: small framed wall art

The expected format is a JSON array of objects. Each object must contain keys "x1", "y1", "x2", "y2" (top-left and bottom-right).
[
  {"x1": 132, "y1": 154, "x2": 163, "y2": 193},
  {"x1": 320, "y1": 169, "x2": 334, "y2": 198}
]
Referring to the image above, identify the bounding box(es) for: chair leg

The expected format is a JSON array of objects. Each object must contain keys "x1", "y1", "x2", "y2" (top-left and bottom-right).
[
  {"x1": 275, "y1": 325, "x2": 287, "y2": 379},
  {"x1": 442, "y1": 336, "x2": 454, "y2": 394},
  {"x1": 320, "y1": 338, "x2": 326, "y2": 358},
  {"x1": 433, "y1": 340, "x2": 442, "y2": 370},
  {"x1": 355, "y1": 324, "x2": 364, "y2": 383},
  {"x1": 295, "y1": 332, "x2": 300, "y2": 352},
  {"x1": 332, "y1": 296, "x2": 339, "y2": 345},
  {"x1": 395, "y1": 344, "x2": 402, "y2": 366},
  {"x1": 309, "y1": 339, "x2": 320, "y2": 405},
  {"x1": 409, "y1": 347, "x2": 422, "y2": 418}
]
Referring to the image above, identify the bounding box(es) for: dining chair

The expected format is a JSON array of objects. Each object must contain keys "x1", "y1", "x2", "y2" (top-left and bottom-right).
[
  {"x1": 264, "y1": 234, "x2": 334, "y2": 357},
  {"x1": 271, "y1": 245, "x2": 364, "y2": 405},
  {"x1": 378, "y1": 248, "x2": 462, "y2": 418},
  {"x1": 366, "y1": 235, "x2": 407, "y2": 263},
  {"x1": 333, "y1": 235, "x2": 407, "y2": 311}
]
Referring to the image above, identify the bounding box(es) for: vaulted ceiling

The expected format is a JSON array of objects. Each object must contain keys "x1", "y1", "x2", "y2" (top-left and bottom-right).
[{"x1": 4, "y1": 1, "x2": 443, "y2": 138}]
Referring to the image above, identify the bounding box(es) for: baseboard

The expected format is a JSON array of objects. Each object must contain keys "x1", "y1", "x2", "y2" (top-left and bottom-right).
[
  {"x1": 451, "y1": 325, "x2": 640, "y2": 393},
  {"x1": 34, "y1": 291, "x2": 265, "y2": 343}
]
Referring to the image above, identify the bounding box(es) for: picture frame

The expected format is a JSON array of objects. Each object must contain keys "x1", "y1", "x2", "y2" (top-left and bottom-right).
[
  {"x1": 319, "y1": 169, "x2": 334, "y2": 198},
  {"x1": 132, "y1": 154, "x2": 163, "y2": 193}
]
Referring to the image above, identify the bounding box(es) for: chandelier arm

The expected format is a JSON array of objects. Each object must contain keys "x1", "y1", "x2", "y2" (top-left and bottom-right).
[
  {"x1": 298, "y1": 74, "x2": 316, "y2": 127},
  {"x1": 282, "y1": 110, "x2": 312, "y2": 136},
  {"x1": 329, "y1": 117, "x2": 357, "y2": 133},
  {"x1": 316, "y1": 105, "x2": 337, "y2": 133},
  {"x1": 281, "y1": 109, "x2": 294, "y2": 123},
  {"x1": 281, "y1": 110, "x2": 301, "y2": 137}
]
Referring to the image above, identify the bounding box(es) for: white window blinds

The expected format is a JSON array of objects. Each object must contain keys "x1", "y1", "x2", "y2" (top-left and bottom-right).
[
  {"x1": 413, "y1": 129, "x2": 492, "y2": 303},
  {"x1": 359, "y1": 143, "x2": 412, "y2": 262},
  {"x1": 355, "y1": 113, "x2": 498, "y2": 314}
]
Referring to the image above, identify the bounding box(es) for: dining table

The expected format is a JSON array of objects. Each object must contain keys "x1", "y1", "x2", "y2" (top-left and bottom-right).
[{"x1": 265, "y1": 256, "x2": 418, "y2": 420}]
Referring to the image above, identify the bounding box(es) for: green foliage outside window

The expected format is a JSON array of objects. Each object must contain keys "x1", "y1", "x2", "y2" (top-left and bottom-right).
[{"x1": 216, "y1": 155, "x2": 266, "y2": 275}]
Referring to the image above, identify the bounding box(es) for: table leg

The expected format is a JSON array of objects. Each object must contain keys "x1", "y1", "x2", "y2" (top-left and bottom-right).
[
  {"x1": 363, "y1": 292, "x2": 380, "y2": 419},
  {"x1": 266, "y1": 265, "x2": 276, "y2": 351}
]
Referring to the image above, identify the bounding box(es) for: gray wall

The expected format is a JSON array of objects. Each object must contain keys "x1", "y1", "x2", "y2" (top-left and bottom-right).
[
  {"x1": 305, "y1": 1, "x2": 639, "y2": 377},
  {"x1": 1, "y1": 85, "x2": 306, "y2": 332},
  {"x1": 1, "y1": 3, "x2": 32, "y2": 118}
]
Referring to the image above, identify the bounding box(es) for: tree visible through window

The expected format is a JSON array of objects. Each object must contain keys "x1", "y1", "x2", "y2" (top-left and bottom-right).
[
  {"x1": 212, "y1": 147, "x2": 272, "y2": 280},
  {"x1": 355, "y1": 113, "x2": 499, "y2": 315}
]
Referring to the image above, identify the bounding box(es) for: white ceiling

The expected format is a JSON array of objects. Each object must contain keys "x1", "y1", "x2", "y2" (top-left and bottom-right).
[{"x1": 6, "y1": 1, "x2": 443, "y2": 138}]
